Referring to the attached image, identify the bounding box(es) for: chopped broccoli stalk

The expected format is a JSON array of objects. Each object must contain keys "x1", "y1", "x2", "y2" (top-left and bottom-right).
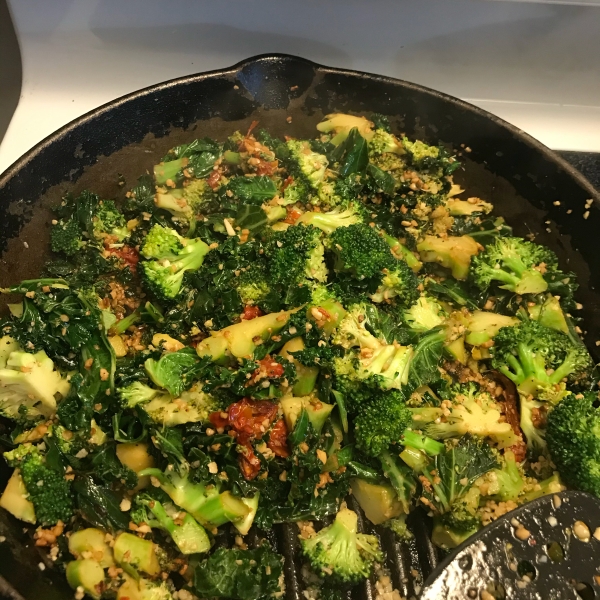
[
  {"x1": 0, "y1": 340, "x2": 70, "y2": 420},
  {"x1": 546, "y1": 392, "x2": 600, "y2": 496},
  {"x1": 520, "y1": 472, "x2": 564, "y2": 503},
  {"x1": 527, "y1": 294, "x2": 569, "y2": 334},
  {"x1": 132, "y1": 493, "x2": 210, "y2": 554},
  {"x1": 351, "y1": 478, "x2": 407, "y2": 524},
  {"x1": 140, "y1": 224, "x2": 210, "y2": 299},
  {"x1": 520, "y1": 395, "x2": 548, "y2": 457},
  {"x1": 464, "y1": 311, "x2": 518, "y2": 346},
  {"x1": 379, "y1": 450, "x2": 417, "y2": 514},
  {"x1": 403, "y1": 296, "x2": 445, "y2": 332},
  {"x1": 110, "y1": 310, "x2": 141, "y2": 336},
  {"x1": 446, "y1": 198, "x2": 493, "y2": 216},
  {"x1": 4, "y1": 444, "x2": 73, "y2": 525},
  {"x1": 286, "y1": 140, "x2": 328, "y2": 188},
  {"x1": 417, "y1": 235, "x2": 480, "y2": 280},
  {"x1": 470, "y1": 237, "x2": 551, "y2": 295},
  {"x1": 316, "y1": 113, "x2": 375, "y2": 145},
  {"x1": 117, "y1": 575, "x2": 173, "y2": 600},
  {"x1": 119, "y1": 382, "x2": 218, "y2": 426},
  {"x1": 137, "y1": 469, "x2": 250, "y2": 528},
  {"x1": 401, "y1": 430, "x2": 444, "y2": 456},
  {"x1": 223, "y1": 150, "x2": 241, "y2": 165},
  {"x1": 301, "y1": 507, "x2": 383, "y2": 584},
  {"x1": 196, "y1": 309, "x2": 296, "y2": 361},
  {"x1": 0, "y1": 469, "x2": 36, "y2": 523},
  {"x1": 154, "y1": 158, "x2": 186, "y2": 186},
  {"x1": 296, "y1": 207, "x2": 363, "y2": 234}
]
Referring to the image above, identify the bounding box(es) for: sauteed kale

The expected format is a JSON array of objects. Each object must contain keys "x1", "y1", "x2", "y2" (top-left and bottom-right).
[{"x1": 0, "y1": 113, "x2": 596, "y2": 599}]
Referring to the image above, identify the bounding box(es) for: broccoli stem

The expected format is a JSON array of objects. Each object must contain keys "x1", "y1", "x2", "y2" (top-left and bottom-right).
[
  {"x1": 154, "y1": 158, "x2": 186, "y2": 186},
  {"x1": 379, "y1": 450, "x2": 415, "y2": 513},
  {"x1": 223, "y1": 151, "x2": 241, "y2": 165},
  {"x1": 193, "y1": 491, "x2": 250, "y2": 527},
  {"x1": 109, "y1": 310, "x2": 141, "y2": 336},
  {"x1": 402, "y1": 430, "x2": 444, "y2": 456}
]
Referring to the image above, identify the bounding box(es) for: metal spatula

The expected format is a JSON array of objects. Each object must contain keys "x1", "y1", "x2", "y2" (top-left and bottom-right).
[{"x1": 420, "y1": 491, "x2": 600, "y2": 600}]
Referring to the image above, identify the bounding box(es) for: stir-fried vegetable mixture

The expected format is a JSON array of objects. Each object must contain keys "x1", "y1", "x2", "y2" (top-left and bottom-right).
[{"x1": 0, "y1": 113, "x2": 596, "y2": 600}]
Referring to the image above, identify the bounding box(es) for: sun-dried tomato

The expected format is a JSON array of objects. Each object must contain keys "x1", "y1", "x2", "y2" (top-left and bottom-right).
[
  {"x1": 227, "y1": 398, "x2": 279, "y2": 445},
  {"x1": 105, "y1": 244, "x2": 139, "y2": 272},
  {"x1": 238, "y1": 443, "x2": 261, "y2": 480},
  {"x1": 208, "y1": 410, "x2": 228, "y2": 429},
  {"x1": 242, "y1": 305, "x2": 262, "y2": 321},
  {"x1": 207, "y1": 170, "x2": 221, "y2": 190},
  {"x1": 284, "y1": 208, "x2": 302, "y2": 224},
  {"x1": 267, "y1": 418, "x2": 290, "y2": 458}
]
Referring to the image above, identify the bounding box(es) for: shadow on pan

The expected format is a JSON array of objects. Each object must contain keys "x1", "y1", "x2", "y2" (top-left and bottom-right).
[{"x1": 0, "y1": 54, "x2": 600, "y2": 599}]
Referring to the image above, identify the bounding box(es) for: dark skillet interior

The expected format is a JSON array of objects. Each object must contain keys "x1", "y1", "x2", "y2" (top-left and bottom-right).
[{"x1": 0, "y1": 54, "x2": 599, "y2": 599}]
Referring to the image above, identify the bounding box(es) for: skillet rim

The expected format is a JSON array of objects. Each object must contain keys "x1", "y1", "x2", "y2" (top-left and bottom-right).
[{"x1": 0, "y1": 52, "x2": 598, "y2": 202}]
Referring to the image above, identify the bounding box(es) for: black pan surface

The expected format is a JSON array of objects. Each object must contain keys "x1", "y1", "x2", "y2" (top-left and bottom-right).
[{"x1": 0, "y1": 54, "x2": 599, "y2": 599}]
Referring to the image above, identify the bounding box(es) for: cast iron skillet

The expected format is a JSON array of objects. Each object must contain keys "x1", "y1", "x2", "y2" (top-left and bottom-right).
[{"x1": 0, "y1": 54, "x2": 599, "y2": 600}]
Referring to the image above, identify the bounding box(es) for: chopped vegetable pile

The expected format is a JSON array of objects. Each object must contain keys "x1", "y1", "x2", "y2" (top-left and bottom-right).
[{"x1": 0, "y1": 113, "x2": 597, "y2": 600}]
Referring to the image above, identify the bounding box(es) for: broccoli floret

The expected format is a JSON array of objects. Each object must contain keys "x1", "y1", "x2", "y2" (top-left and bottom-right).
[
  {"x1": 281, "y1": 177, "x2": 310, "y2": 206},
  {"x1": 235, "y1": 269, "x2": 271, "y2": 306},
  {"x1": 286, "y1": 140, "x2": 329, "y2": 189},
  {"x1": 0, "y1": 340, "x2": 71, "y2": 421},
  {"x1": 369, "y1": 259, "x2": 420, "y2": 308},
  {"x1": 369, "y1": 129, "x2": 404, "y2": 156},
  {"x1": 402, "y1": 138, "x2": 439, "y2": 163},
  {"x1": 403, "y1": 295, "x2": 446, "y2": 331},
  {"x1": 4, "y1": 445, "x2": 73, "y2": 525},
  {"x1": 328, "y1": 223, "x2": 395, "y2": 280},
  {"x1": 470, "y1": 237, "x2": 551, "y2": 295},
  {"x1": 546, "y1": 392, "x2": 600, "y2": 496},
  {"x1": 354, "y1": 390, "x2": 411, "y2": 456},
  {"x1": 296, "y1": 206, "x2": 363, "y2": 234},
  {"x1": 491, "y1": 320, "x2": 594, "y2": 395},
  {"x1": 410, "y1": 383, "x2": 520, "y2": 449},
  {"x1": 93, "y1": 200, "x2": 129, "y2": 241},
  {"x1": 265, "y1": 224, "x2": 327, "y2": 286},
  {"x1": 51, "y1": 219, "x2": 82, "y2": 256},
  {"x1": 140, "y1": 224, "x2": 210, "y2": 299},
  {"x1": 131, "y1": 491, "x2": 210, "y2": 555},
  {"x1": 331, "y1": 306, "x2": 381, "y2": 350},
  {"x1": 301, "y1": 507, "x2": 382, "y2": 585}
]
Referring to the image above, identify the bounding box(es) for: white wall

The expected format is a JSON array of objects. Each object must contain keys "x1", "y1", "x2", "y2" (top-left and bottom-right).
[{"x1": 2, "y1": 0, "x2": 600, "y2": 172}]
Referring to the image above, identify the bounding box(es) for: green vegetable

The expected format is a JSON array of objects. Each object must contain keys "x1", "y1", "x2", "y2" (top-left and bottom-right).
[
  {"x1": 140, "y1": 224, "x2": 210, "y2": 300},
  {"x1": 4, "y1": 444, "x2": 73, "y2": 525},
  {"x1": 301, "y1": 507, "x2": 382, "y2": 584},
  {"x1": 193, "y1": 545, "x2": 284, "y2": 600}
]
